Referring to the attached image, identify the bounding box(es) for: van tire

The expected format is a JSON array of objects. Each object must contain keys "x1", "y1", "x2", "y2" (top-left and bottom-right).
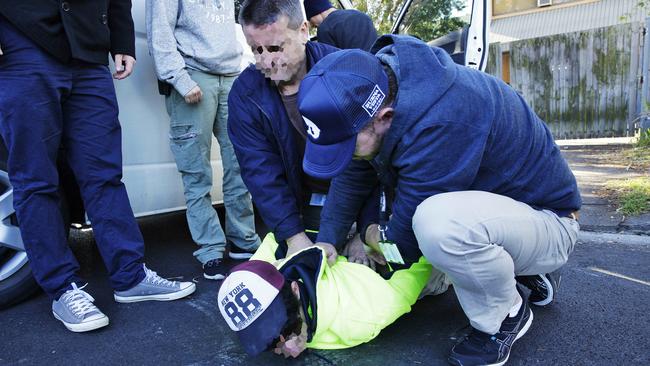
[
  {"x1": 0, "y1": 259, "x2": 39, "y2": 309},
  {"x1": 0, "y1": 158, "x2": 74, "y2": 309}
]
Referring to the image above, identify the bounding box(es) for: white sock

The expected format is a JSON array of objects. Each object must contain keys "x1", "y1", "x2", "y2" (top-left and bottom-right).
[{"x1": 508, "y1": 291, "x2": 523, "y2": 318}]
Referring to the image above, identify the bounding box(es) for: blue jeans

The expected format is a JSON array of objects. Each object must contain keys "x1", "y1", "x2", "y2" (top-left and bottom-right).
[
  {"x1": 0, "y1": 17, "x2": 145, "y2": 299},
  {"x1": 165, "y1": 70, "x2": 260, "y2": 264}
]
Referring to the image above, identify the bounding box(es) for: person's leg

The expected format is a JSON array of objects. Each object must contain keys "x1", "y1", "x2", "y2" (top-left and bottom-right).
[
  {"x1": 0, "y1": 17, "x2": 81, "y2": 300},
  {"x1": 165, "y1": 71, "x2": 226, "y2": 264},
  {"x1": 214, "y1": 75, "x2": 260, "y2": 252},
  {"x1": 60, "y1": 62, "x2": 145, "y2": 292},
  {"x1": 62, "y1": 63, "x2": 195, "y2": 304},
  {"x1": 0, "y1": 17, "x2": 110, "y2": 332},
  {"x1": 412, "y1": 191, "x2": 578, "y2": 334}
]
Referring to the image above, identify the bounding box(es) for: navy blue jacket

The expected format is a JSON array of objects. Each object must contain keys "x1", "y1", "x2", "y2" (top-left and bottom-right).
[
  {"x1": 0, "y1": 0, "x2": 135, "y2": 65},
  {"x1": 317, "y1": 9, "x2": 377, "y2": 51},
  {"x1": 228, "y1": 41, "x2": 339, "y2": 242},
  {"x1": 317, "y1": 35, "x2": 582, "y2": 263}
]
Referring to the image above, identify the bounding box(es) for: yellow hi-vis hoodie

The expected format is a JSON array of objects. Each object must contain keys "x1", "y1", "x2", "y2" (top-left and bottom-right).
[{"x1": 251, "y1": 233, "x2": 433, "y2": 349}]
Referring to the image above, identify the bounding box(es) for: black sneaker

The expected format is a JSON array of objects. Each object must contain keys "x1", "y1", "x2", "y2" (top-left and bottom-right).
[
  {"x1": 228, "y1": 243, "x2": 255, "y2": 260},
  {"x1": 516, "y1": 269, "x2": 562, "y2": 306},
  {"x1": 203, "y1": 259, "x2": 227, "y2": 280},
  {"x1": 448, "y1": 289, "x2": 533, "y2": 366}
]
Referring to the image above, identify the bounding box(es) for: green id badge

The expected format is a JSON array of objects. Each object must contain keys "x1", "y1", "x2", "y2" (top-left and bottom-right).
[{"x1": 378, "y1": 240, "x2": 405, "y2": 265}]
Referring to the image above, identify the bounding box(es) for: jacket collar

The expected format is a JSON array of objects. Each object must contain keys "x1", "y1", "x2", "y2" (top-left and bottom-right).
[{"x1": 277, "y1": 246, "x2": 325, "y2": 342}]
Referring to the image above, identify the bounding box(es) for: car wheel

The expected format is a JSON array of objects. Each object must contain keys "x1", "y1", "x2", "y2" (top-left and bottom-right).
[{"x1": 0, "y1": 170, "x2": 39, "y2": 309}]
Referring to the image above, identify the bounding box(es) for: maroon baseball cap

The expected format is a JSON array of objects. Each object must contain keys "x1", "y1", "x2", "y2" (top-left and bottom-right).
[{"x1": 217, "y1": 260, "x2": 287, "y2": 356}]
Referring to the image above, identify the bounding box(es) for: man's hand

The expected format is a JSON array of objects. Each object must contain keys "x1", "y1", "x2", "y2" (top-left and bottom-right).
[
  {"x1": 315, "y1": 242, "x2": 338, "y2": 266},
  {"x1": 112, "y1": 54, "x2": 136, "y2": 80},
  {"x1": 364, "y1": 224, "x2": 382, "y2": 252},
  {"x1": 286, "y1": 232, "x2": 338, "y2": 266},
  {"x1": 184, "y1": 85, "x2": 203, "y2": 104},
  {"x1": 286, "y1": 232, "x2": 314, "y2": 258},
  {"x1": 343, "y1": 234, "x2": 386, "y2": 270}
]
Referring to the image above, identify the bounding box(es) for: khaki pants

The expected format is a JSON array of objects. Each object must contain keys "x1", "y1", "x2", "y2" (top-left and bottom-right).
[{"x1": 412, "y1": 191, "x2": 579, "y2": 334}]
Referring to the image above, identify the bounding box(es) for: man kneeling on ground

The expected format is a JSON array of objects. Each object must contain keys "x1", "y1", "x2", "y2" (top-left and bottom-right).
[{"x1": 297, "y1": 36, "x2": 581, "y2": 365}]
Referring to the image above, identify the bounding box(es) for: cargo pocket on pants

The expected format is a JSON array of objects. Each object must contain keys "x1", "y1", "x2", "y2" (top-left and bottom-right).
[{"x1": 169, "y1": 123, "x2": 203, "y2": 174}]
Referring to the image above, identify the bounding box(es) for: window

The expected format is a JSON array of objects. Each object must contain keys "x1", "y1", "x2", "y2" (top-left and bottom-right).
[{"x1": 493, "y1": 0, "x2": 537, "y2": 16}]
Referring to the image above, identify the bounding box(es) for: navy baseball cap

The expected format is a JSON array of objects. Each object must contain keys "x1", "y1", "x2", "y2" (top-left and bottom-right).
[
  {"x1": 217, "y1": 260, "x2": 287, "y2": 356},
  {"x1": 298, "y1": 49, "x2": 389, "y2": 179}
]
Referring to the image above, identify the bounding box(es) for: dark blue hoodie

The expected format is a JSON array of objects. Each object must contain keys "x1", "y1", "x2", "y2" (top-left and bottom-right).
[{"x1": 316, "y1": 35, "x2": 581, "y2": 263}]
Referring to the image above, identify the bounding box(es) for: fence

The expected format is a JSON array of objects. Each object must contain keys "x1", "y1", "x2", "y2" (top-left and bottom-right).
[{"x1": 487, "y1": 21, "x2": 647, "y2": 139}]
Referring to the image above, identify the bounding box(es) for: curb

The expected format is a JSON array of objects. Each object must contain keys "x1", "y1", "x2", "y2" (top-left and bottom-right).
[{"x1": 578, "y1": 230, "x2": 650, "y2": 245}]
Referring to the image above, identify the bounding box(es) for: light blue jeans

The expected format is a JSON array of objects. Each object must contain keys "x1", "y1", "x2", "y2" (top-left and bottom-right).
[{"x1": 165, "y1": 70, "x2": 260, "y2": 264}]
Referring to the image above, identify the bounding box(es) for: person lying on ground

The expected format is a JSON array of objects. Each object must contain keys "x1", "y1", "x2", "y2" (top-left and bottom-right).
[{"x1": 217, "y1": 233, "x2": 449, "y2": 357}]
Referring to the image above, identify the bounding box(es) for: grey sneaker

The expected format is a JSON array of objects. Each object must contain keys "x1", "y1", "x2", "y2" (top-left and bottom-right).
[
  {"x1": 113, "y1": 264, "x2": 196, "y2": 303},
  {"x1": 52, "y1": 283, "x2": 109, "y2": 332}
]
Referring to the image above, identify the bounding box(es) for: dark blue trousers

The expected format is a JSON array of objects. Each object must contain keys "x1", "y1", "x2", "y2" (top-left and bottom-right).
[{"x1": 0, "y1": 17, "x2": 145, "y2": 300}]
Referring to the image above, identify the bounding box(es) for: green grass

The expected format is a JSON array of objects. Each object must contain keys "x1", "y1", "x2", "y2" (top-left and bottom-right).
[{"x1": 604, "y1": 177, "x2": 650, "y2": 216}]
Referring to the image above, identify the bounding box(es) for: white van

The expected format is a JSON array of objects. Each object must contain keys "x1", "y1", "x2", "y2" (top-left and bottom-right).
[{"x1": 0, "y1": 0, "x2": 488, "y2": 308}]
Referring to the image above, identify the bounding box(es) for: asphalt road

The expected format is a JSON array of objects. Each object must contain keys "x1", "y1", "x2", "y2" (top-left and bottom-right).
[{"x1": 1, "y1": 211, "x2": 649, "y2": 366}]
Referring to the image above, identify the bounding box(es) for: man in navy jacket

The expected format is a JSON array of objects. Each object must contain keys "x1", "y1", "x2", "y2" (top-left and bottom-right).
[
  {"x1": 304, "y1": 0, "x2": 378, "y2": 51},
  {"x1": 297, "y1": 36, "x2": 581, "y2": 365},
  {"x1": 228, "y1": 0, "x2": 380, "y2": 266},
  {"x1": 0, "y1": 1, "x2": 195, "y2": 333}
]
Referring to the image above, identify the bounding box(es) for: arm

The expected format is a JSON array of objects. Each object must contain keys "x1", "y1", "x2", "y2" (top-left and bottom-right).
[
  {"x1": 227, "y1": 85, "x2": 304, "y2": 243},
  {"x1": 317, "y1": 159, "x2": 379, "y2": 249},
  {"x1": 145, "y1": 0, "x2": 197, "y2": 96},
  {"x1": 108, "y1": 0, "x2": 136, "y2": 58},
  {"x1": 382, "y1": 121, "x2": 487, "y2": 253},
  {"x1": 108, "y1": 0, "x2": 136, "y2": 79}
]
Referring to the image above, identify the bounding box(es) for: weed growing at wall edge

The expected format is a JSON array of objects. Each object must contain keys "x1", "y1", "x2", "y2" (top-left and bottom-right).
[{"x1": 604, "y1": 178, "x2": 650, "y2": 216}]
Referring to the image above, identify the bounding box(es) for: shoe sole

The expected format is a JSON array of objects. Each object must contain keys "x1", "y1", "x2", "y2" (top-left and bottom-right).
[
  {"x1": 228, "y1": 252, "x2": 254, "y2": 260},
  {"x1": 113, "y1": 283, "x2": 196, "y2": 303},
  {"x1": 203, "y1": 273, "x2": 226, "y2": 280},
  {"x1": 486, "y1": 308, "x2": 534, "y2": 366},
  {"x1": 53, "y1": 312, "x2": 109, "y2": 332},
  {"x1": 531, "y1": 275, "x2": 554, "y2": 306}
]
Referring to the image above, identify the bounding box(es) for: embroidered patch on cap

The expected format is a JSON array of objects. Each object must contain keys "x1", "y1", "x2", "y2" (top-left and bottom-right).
[
  {"x1": 218, "y1": 271, "x2": 278, "y2": 331},
  {"x1": 303, "y1": 116, "x2": 321, "y2": 140},
  {"x1": 362, "y1": 85, "x2": 386, "y2": 118}
]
